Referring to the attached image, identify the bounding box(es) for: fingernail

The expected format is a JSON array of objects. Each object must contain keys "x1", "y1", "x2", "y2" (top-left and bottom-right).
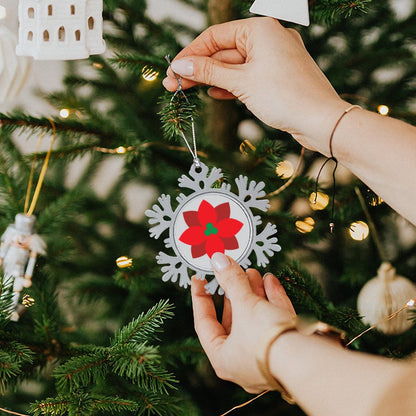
[
  {"x1": 211, "y1": 252, "x2": 231, "y2": 272},
  {"x1": 171, "y1": 59, "x2": 194, "y2": 76},
  {"x1": 263, "y1": 272, "x2": 274, "y2": 280}
]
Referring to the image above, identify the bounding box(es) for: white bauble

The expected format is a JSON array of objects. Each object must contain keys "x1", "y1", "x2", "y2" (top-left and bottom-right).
[
  {"x1": 0, "y1": 25, "x2": 31, "y2": 103},
  {"x1": 357, "y1": 262, "x2": 416, "y2": 335}
]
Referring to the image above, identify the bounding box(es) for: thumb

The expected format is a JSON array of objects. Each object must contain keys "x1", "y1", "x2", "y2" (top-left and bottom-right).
[
  {"x1": 211, "y1": 252, "x2": 252, "y2": 301},
  {"x1": 170, "y1": 56, "x2": 240, "y2": 92}
]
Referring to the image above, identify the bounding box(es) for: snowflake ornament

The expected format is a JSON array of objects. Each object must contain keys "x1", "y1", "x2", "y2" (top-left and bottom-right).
[{"x1": 146, "y1": 161, "x2": 281, "y2": 295}]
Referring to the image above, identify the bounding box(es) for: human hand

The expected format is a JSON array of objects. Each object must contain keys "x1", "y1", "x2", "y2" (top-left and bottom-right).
[
  {"x1": 163, "y1": 17, "x2": 350, "y2": 156},
  {"x1": 191, "y1": 252, "x2": 295, "y2": 393}
]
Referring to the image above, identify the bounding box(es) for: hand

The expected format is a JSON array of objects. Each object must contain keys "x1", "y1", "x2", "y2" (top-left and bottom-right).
[
  {"x1": 191, "y1": 252, "x2": 295, "y2": 393},
  {"x1": 163, "y1": 17, "x2": 350, "y2": 156}
]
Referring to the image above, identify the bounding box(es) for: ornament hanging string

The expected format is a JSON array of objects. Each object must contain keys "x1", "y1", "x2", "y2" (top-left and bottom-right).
[
  {"x1": 165, "y1": 55, "x2": 200, "y2": 168},
  {"x1": 25, "y1": 119, "x2": 57, "y2": 217},
  {"x1": 24, "y1": 132, "x2": 44, "y2": 214}
]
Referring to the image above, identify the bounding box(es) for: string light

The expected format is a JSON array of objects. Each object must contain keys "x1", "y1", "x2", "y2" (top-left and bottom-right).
[
  {"x1": 349, "y1": 221, "x2": 370, "y2": 241},
  {"x1": 296, "y1": 217, "x2": 315, "y2": 234},
  {"x1": 0, "y1": 6, "x2": 6, "y2": 19},
  {"x1": 309, "y1": 192, "x2": 329, "y2": 211},
  {"x1": 275, "y1": 160, "x2": 294, "y2": 179},
  {"x1": 59, "y1": 108, "x2": 70, "y2": 118},
  {"x1": 22, "y1": 295, "x2": 35, "y2": 308},
  {"x1": 116, "y1": 146, "x2": 127, "y2": 154},
  {"x1": 377, "y1": 105, "x2": 390, "y2": 116},
  {"x1": 142, "y1": 66, "x2": 159, "y2": 82},
  {"x1": 116, "y1": 256, "x2": 133, "y2": 268},
  {"x1": 93, "y1": 62, "x2": 104, "y2": 69}
]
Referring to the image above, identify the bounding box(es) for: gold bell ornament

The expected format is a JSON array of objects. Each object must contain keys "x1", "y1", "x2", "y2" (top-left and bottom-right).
[{"x1": 357, "y1": 262, "x2": 416, "y2": 335}]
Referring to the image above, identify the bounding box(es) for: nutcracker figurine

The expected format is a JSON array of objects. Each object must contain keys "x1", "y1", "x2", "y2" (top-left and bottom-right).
[{"x1": 0, "y1": 214, "x2": 46, "y2": 321}]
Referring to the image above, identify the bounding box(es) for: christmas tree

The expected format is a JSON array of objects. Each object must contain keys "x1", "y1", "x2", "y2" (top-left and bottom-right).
[{"x1": 1, "y1": 0, "x2": 416, "y2": 415}]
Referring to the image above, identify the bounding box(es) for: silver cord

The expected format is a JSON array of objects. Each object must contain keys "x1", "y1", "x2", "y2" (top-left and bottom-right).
[{"x1": 165, "y1": 55, "x2": 200, "y2": 167}]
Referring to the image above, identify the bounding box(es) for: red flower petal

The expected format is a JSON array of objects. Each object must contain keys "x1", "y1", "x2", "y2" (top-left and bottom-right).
[
  {"x1": 179, "y1": 226, "x2": 206, "y2": 245},
  {"x1": 215, "y1": 203, "x2": 230, "y2": 222},
  {"x1": 222, "y1": 236, "x2": 239, "y2": 250},
  {"x1": 191, "y1": 242, "x2": 207, "y2": 258},
  {"x1": 216, "y1": 218, "x2": 243, "y2": 238},
  {"x1": 205, "y1": 235, "x2": 225, "y2": 258},
  {"x1": 183, "y1": 210, "x2": 200, "y2": 227},
  {"x1": 197, "y1": 200, "x2": 217, "y2": 228}
]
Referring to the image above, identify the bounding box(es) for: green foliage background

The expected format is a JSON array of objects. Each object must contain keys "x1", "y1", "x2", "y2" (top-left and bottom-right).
[{"x1": 0, "y1": 0, "x2": 416, "y2": 415}]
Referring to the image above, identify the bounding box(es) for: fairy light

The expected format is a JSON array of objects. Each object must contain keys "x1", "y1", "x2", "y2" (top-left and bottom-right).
[
  {"x1": 22, "y1": 294, "x2": 35, "y2": 308},
  {"x1": 59, "y1": 108, "x2": 70, "y2": 118},
  {"x1": 93, "y1": 62, "x2": 104, "y2": 69},
  {"x1": 116, "y1": 256, "x2": 133, "y2": 268},
  {"x1": 0, "y1": 6, "x2": 6, "y2": 19},
  {"x1": 142, "y1": 66, "x2": 159, "y2": 82},
  {"x1": 116, "y1": 146, "x2": 127, "y2": 154},
  {"x1": 275, "y1": 160, "x2": 294, "y2": 179},
  {"x1": 377, "y1": 105, "x2": 390, "y2": 116},
  {"x1": 296, "y1": 217, "x2": 315, "y2": 234},
  {"x1": 349, "y1": 221, "x2": 370, "y2": 241},
  {"x1": 309, "y1": 192, "x2": 329, "y2": 211}
]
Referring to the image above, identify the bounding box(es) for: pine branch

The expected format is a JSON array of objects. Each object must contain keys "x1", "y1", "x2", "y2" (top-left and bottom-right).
[
  {"x1": 311, "y1": 0, "x2": 372, "y2": 23},
  {"x1": 158, "y1": 91, "x2": 201, "y2": 141},
  {"x1": 0, "y1": 277, "x2": 16, "y2": 328},
  {"x1": 0, "y1": 113, "x2": 122, "y2": 144},
  {"x1": 111, "y1": 300, "x2": 174, "y2": 346},
  {"x1": 109, "y1": 53, "x2": 167, "y2": 75}
]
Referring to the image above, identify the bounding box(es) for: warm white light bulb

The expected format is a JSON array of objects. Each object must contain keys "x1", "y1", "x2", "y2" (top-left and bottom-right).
[
  {"x1": 349, "y1": 221, "x2": 369, "y2": 241},
  {"x1": 60, "y1": 109, "x2": 70, "y2": 118},
  {"x1": 309, "y1": 192, "x2": 329, "y2": 211},
  {"x1": 0, "y1": 6, "x2": 6, "y2": 19},
  {"x1": 275, "y1": 160, "x2": 294, "y2": 179},
  {"x1": 295, "y1": 217, "x2": 315, "y2": 234},
  {"x1": 142, "y1": 66, "x2": 159, "y2": 82},
  {"x1": 377, "y1": 105, "x2": 389, "y2": 116},
  {"x1": 116, "y1": 146, "x2": 127, "y2": 154}
]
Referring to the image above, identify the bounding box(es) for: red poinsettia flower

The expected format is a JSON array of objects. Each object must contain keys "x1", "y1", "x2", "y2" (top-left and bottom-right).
[{"x1": 179, "y1": 200, "x2": 244, "y2": 258}]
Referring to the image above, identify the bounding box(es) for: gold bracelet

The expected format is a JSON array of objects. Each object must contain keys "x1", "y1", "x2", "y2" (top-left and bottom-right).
[{"x1": 256, "y1": 316, "x2": 347, "y2": 405}]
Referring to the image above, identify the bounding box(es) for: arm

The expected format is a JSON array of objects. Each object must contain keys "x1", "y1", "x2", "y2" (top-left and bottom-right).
[
  {"x1": 191, "y1": 252, "x2": 416, "y2": 416},
  {"x1": 163, "y1": 17, "x2": 416, "y2": 226}
]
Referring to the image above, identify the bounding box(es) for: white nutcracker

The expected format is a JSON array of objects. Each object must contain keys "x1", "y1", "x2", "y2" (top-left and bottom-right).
[
  {"x1": 0, "y1": 213, "x2": 46, "y2": 321},
  {"x1": 16, "y1": 0, "x2": 106, "y2": 60}
]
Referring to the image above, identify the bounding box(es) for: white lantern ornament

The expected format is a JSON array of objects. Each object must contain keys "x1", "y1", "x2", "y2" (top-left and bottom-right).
[
  {"x1": 0, "y1": 25, "x2": 31, "y2": 103},
  {"x1": 16, "y1": 0, "x2": 106, "y2": 60},
  {"x1": 357, "y1": 262, "x2": 416, "y2": 335}
]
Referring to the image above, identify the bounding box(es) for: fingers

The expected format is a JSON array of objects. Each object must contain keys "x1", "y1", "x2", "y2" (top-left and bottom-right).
[
  {"x1": 211, "y1": 253, "x2": 252, "y2": 302},
  {"x1": 222, "y1": 268, "x2": 265, "y2": 332},
  {"x1": 191, "y1": 276, "x2": 227, "y2": 357},
  {"x1": 246, "y1": 269, "x2": 266, "y2": 298},
  {"x1": 208, "y1": 87, "x2": 236, "y2": 100},
  {"x1": 173, "y1": 20, "x2": 248, "y2": 61},
  {"x1": 263, "y1": 273, "x2": 296, "y2": 315},
  {"x1": 163, "y1": 49, "x2": 244, "y2": 93}
]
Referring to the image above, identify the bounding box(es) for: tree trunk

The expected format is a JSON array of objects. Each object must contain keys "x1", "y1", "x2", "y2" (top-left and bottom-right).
[{"x1": 205, "y1": 0, "x2": 239, "y2": 152}]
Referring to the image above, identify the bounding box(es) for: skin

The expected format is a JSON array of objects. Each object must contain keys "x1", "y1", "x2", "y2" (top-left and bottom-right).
[
  {"x1": 163, "y1": 17, "x2": 416, "y2": 225},
  {"x1": 163, "y1": 17, "x2": 416, "y2": 415}
]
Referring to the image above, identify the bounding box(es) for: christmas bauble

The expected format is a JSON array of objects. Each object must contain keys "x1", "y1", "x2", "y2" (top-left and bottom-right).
[
  {"x1": 357, "y1": 262, "x2": 416, "y2": 335},
  {"x1": 0, "y1": 25, "x2": 31, "y2": 103}
]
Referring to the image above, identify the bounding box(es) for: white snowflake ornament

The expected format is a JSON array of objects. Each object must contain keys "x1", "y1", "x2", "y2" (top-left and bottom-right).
[
  {"x1": 16, "y1": 0, "x2": 106, "y2": 60},
  {"x1": 250, "y1": 0, "x2": 310, "y2": 26},
  {"x1": 146, "y1": 161, "x2": 281, "y2": 295}
]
